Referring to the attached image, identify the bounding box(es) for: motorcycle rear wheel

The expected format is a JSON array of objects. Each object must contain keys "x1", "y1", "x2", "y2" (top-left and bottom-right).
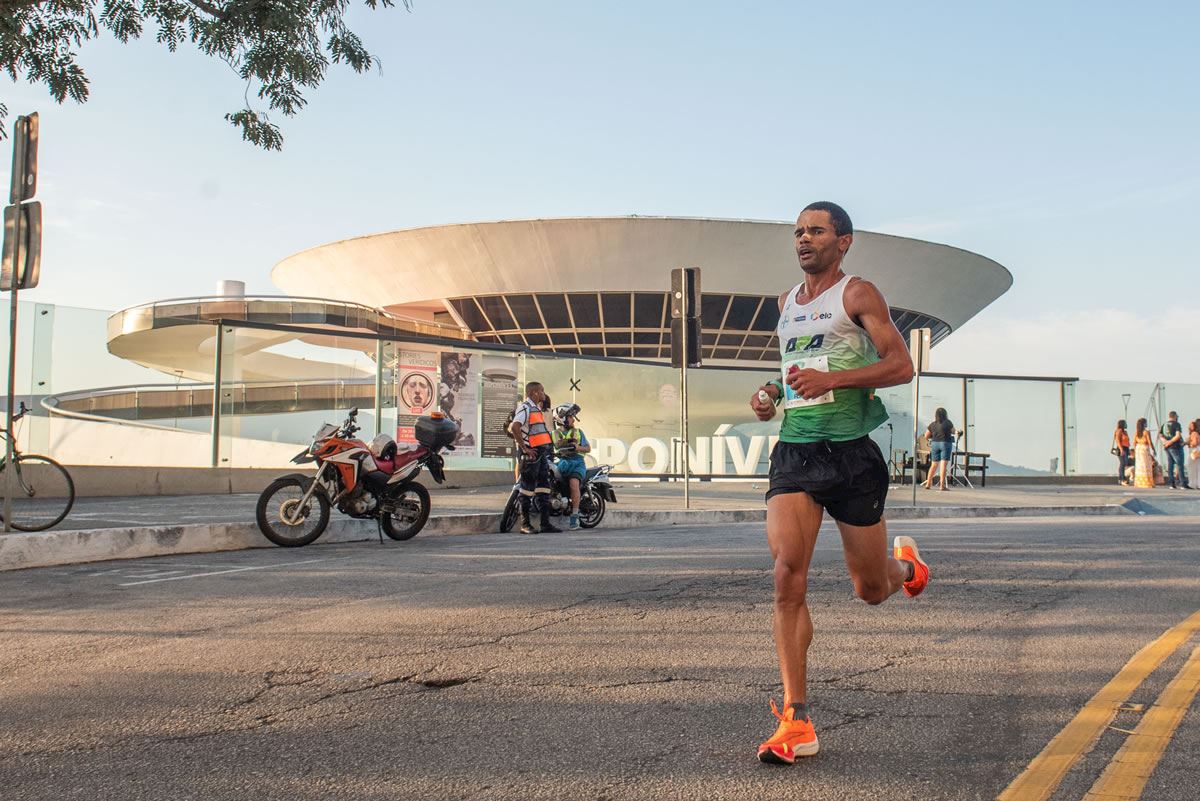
[
  {"x1": 499, "y1": 489, "x2": 520, "y2": 533},
  {"x1": 256, "y1": 477, "x2": 330, "y2": 547},
  {"x1": 579, "y1": 488, "x2": 606, "y2": 529},
  {"x1": 381, "y1": 482, "x2": 431, "y2": 541}
]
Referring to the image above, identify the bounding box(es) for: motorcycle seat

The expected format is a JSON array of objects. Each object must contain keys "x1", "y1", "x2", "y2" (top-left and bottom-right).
[
  {"x1": 393, "y1": 445, "x2": 428, "y2": 471},
  {"x1": 584, "y1": 466, "x2": 604, "y2": 480}
]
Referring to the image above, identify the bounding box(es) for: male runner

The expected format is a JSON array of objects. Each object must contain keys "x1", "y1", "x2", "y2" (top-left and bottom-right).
[{"x1": 748, "y1": 201, "x2": 930, "y2": 764}]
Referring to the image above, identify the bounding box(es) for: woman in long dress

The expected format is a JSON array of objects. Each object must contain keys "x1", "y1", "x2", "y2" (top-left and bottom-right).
[{"x1": 1133, "y1": 417, "x2": 1155, "y2": 489}]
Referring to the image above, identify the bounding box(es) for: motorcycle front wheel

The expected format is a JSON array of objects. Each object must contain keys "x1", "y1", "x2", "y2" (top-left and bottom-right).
[
  {"x1": 256, "y1": 477, "x2": 330, "y2": 547},
  {"x1": 381, "y1": 482, "x2": 431, "y2": 541},
  {"x1": 499, "y1": 488, "x2": 520, "y2": 533},
  {"x1": 578, "y1": 487, "x2": 606, "y2": 529}
]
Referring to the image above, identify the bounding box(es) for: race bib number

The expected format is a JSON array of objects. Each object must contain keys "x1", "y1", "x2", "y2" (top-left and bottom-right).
[{"x1": 783, "y1": 355, "x2": 835, "y2": 409}]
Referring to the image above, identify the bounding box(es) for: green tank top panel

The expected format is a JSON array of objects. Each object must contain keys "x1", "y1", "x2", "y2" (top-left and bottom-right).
[{"x1": 776, "y1": 275, "x2": 889, "y2": 443}]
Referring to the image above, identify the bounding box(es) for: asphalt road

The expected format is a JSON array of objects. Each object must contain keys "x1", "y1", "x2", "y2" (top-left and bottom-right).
[{"x1": 2, "y1": 516, "x2": 1198, "y2": 801}]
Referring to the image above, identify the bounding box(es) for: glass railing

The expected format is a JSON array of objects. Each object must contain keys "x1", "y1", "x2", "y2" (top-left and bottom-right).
[{"x1": 8, "y1": 300, "x2": 1200, "y2": 475}]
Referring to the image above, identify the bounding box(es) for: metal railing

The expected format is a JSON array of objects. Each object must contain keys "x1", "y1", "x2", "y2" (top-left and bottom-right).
[{"x1": 107, "y1": 295, "x2": 471, "y2": 342}]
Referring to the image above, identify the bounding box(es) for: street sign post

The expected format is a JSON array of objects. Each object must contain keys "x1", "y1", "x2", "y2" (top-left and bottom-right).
[
  {"x1": 909, "y1": 327, "x2": 931, "y2": 506},
  {"x1": 4, "y1": 112, "x2": 41, "y2": 533},
  {"x1": 1, "y1": 201, "x2": 42, "y2": 290},
  {"x1": 670, "y1": 267, "x2": 701, "y2": 508}
]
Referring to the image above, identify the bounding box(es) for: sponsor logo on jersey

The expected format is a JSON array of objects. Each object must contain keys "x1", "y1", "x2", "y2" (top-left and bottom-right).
[{"x1": 784, "y1": 334, "x2": 826, "y2": 353}]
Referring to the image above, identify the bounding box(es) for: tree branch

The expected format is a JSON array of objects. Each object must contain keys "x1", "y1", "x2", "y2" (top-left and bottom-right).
[
  {"x1": 0, "y1": 0, "x2": 50, "y2": 14},
  {"x1": 182, "y1": 0, "x2": 226, "y2": 20}
]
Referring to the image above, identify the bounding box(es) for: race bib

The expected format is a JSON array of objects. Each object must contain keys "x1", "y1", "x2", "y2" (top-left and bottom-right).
[{"x1": 783, "y1": 355, "x2": 835, "y2": 409}]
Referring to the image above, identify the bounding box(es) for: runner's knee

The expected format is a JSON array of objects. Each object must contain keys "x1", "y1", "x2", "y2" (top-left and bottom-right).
[
  {"x1": 853, "y1": 577, "x2": 888, "y2": 605},
  {"x1": 773, "y1": 559, "x2": 808, "y2": 607}
]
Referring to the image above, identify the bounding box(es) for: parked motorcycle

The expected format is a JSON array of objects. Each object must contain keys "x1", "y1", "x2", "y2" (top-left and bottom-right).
[
  {"x1": 498, "y1": 460, "x2": 618, "y2": 532},
  {"x1": 256, "y1": 407, "x2": 458, "y2": 547}
]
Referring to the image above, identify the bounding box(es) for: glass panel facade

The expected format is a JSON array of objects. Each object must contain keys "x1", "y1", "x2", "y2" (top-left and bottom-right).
[
  {"x1": 505, "y1": 294, "x2": 543, "y2": 330},
  {"x1": 968, "y1": 378, "x2": 1063, "y2": 475},
  {"x1": 8, "y1": 300, "x2": 1200, "y2": 477},
  {"x1": 633, "y1": 293, "x2": 666, "y2": 328},
  {"x1": 567, "y1": 293, "x2": 600, "y2": 328},
  {"x1": 601, "y1": 294, "x2": 631, "y2": 328},
  {"x1": 535, "y1": 294, "x2": 571, "y2": 328}
]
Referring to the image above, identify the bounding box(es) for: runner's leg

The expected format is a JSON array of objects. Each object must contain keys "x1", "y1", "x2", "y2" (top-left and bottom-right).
[
  {"x1": 766, "y1": 491, "x2": 823, "y2": 706},
  {"x1": 837, "y1": 518, "x2": 908, "y2": 604}
]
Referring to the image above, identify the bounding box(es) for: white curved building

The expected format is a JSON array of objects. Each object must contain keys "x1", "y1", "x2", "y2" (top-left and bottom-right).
[
  {"x1": 105, "y1": 216, "x2": 1011, "y2": 382},
  {"x1": 271, "y1": 216, "x2": 1011, "y2": 364}
]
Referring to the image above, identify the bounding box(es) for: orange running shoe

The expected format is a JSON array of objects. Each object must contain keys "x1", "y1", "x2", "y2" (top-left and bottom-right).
[
  {"x1": 893, "y1": 535, "x2": 929, "y2": 598},
  {"x1": 757, "y1": 699, "x2": 819, "y2": 764}
]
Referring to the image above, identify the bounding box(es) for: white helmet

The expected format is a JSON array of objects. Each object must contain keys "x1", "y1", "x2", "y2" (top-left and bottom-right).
[{"x1": 553, "y1": 402, "x2": 581, "y2": 427}]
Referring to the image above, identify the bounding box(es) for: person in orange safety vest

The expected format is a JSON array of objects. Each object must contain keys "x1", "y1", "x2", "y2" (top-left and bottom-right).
[{"x1": 508, "y1": 381, "x2": 561, "y2": 534}]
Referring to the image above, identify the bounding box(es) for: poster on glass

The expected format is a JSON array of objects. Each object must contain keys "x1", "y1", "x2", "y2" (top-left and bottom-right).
[
  {"x1": 439, "y1": 351, "x2": 478, "y2": 458},
  {"x1": 395, "y1": 350, "x2": 437, "y2": 446},
  {"x1": 480, "y1": 354, "x2": 520, "y2": 459}
]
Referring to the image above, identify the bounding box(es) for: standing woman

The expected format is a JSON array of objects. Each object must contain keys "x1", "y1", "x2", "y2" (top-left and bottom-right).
[
  {"x1": 1187, "y1": 420, "x2": 1200, "y2": 491},
  {"x1": 1113, "y1": 419, "x2": 1131, "y2": 486},
  {"x1": 1133, "y1": 418, "x2": 1156, "y2": 489},
  {"x1": 922, "y1": 407, "x2": 956, "y2": 491}
]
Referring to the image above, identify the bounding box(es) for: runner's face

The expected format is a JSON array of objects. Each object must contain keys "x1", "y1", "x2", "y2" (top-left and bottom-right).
[
  {"x1": 795, "y1": 210, "x2": 851, "y2": 274},
  {"x1": 528, "y1": 385, "x2": 545, "y2": 405}
]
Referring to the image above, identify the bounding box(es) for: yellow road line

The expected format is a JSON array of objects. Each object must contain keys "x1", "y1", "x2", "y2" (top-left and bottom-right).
[
  {"x1": 997, "y1": 609, "x2": 1200, "y2": 801},
  {"x1": 1083, "y1": 646, "x2": 1200, "y2": 800}
]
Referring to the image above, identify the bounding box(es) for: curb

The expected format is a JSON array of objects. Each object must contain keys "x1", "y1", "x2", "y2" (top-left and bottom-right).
[{"x1": 0, "y1": 503, "x2": 1142, "y2": 572}]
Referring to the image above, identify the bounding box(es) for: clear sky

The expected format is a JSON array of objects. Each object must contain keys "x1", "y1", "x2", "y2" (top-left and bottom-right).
[{"x1": 4, "y1": 0, "x2": 1198, "y2": 381}]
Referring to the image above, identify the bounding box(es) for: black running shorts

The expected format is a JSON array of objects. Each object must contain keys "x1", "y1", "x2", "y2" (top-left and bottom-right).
[{"x1": 766, "y1": 436, "x2": 889, "y2": 526}]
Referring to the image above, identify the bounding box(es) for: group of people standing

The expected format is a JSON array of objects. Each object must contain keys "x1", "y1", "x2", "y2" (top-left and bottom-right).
[
  {"x1": 508, "y1": 382, "x2": 591, "y2": 532},
  {"x1": 1112, "y1": 411, "x2": 1199, "y2": 489}
]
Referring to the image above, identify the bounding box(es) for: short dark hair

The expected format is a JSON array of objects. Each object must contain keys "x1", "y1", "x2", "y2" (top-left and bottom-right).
[
  {"x1": 525, "y1": 381, "x2": 542, "y2": 394},
  {"x1": 801, "y1": 201, "x2": 853, "y2": 236}
]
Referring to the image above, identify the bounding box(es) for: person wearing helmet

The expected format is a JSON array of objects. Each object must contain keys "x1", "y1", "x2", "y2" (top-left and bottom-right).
[{"x1": 552, "y1": 403, "x2": 590, "y2": 530}]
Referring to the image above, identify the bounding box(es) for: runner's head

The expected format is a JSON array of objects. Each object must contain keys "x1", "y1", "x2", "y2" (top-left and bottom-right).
[{"x1": 795, "y1": 202, "x2": 853, "y2": 275}]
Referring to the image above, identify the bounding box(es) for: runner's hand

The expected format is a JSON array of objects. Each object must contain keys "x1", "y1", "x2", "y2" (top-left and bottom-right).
[
  {"x1": 787, "y1": 368, "x2": 836, "y2": 400},
  {"x1": 750, "y1": 387, "x2": 776, "y2": 421}
]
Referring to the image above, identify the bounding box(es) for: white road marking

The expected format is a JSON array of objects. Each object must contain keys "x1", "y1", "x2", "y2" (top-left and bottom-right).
[{"x1": 118, "y1": 556, "x2": 348, "y2": 586}]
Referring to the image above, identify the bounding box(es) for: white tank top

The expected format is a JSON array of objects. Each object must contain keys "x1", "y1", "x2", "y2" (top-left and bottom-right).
[{"x1": 776, "y1": 274, "x2": 888, "y2": 441}]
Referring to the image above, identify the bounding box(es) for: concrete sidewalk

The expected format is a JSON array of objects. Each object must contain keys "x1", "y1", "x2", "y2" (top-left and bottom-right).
[
  {"x1": 2, "y1": 481, "x2": 1198, "y2": 572},
  {"x1": 24, "y1": 478, "x2": 1200, "y2": 531}
]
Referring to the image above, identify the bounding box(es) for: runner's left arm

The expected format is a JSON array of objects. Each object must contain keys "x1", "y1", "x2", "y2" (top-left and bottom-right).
[{"x1": 787, "y1": 278, "x2": 914, "y2": 399}]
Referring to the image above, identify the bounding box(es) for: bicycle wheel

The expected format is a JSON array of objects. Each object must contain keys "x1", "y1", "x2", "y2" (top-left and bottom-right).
[{"x1": 2, "y1": 454, "x2": 76, "y2": 531}]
